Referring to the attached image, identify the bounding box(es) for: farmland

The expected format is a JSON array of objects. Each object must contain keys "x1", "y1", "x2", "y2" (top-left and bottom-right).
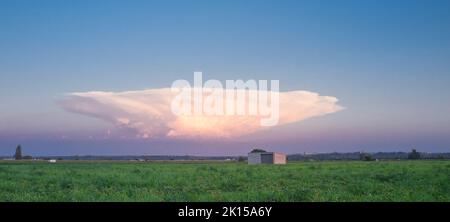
[{"x1": 0, "y1": 160, "x2": 449, "y2": 201}]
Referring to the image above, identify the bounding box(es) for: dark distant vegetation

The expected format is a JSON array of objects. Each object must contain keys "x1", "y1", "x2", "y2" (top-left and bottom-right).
[
  {"x1": 237, "y1": 156, "x2": 246, "y2": 162},
  {"x1": 408, "y1": 149, "x2": 421, "y2": 160},
  {"x1": 0, "y1": 160, "x2": 448, "y2": 201},
  {"x1": 14, "y1": 145, "x2": 22, "y2": 160},
  {"x1": 359, "y1": 153, "x2": 375, "y2": 161},
  {"x1": 12, "y1": 145, "x2": 32, "y2": 160},
  {"x1": 288, "y1": 151, "x2": 450, "y2": 161},
  {"x1": 4, "y1": 146, "x2": 448, "y2": 162},
  {"x1": 2, "y1": 152, "x2": 449, "y2": 161}
]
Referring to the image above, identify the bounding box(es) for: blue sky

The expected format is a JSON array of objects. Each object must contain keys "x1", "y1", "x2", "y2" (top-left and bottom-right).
[{"x1": 1, "y1": 0, "x2": 450, "y2": 155}]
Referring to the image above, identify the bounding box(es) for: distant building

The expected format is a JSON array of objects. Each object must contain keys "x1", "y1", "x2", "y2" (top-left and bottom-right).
[{"x1": 248, "y1": 152, "x2": 286, "y2": 164}]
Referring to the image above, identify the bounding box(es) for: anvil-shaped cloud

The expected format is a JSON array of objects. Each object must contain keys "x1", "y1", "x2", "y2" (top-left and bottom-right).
[{"x1": 58, "y1": 88, "x2": 343, "y2": 139}]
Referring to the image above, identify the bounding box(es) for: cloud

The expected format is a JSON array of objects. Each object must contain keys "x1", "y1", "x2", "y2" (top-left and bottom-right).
[{"x1": 58, "y1": 88, "x2": 343, "y2": 139}]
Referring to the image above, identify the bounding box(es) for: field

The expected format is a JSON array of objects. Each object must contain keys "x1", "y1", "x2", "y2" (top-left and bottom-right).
[{"x1": 0, "y1": 160, "x2": 449, "y2": 201}]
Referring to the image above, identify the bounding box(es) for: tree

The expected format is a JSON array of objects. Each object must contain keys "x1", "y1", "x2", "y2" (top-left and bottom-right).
[
  {"x1": 408, "y1": 149, "x2": 421, "y2": 160},
  {"x1": 14, "y1": 145, "x2": 22, "y2": 160},
  {"x1": 250, "y1": 148, "x2": 267, "y2": 153},
  {"x1": 359, "y1": 152, "x2": 374, "y2": 161}
]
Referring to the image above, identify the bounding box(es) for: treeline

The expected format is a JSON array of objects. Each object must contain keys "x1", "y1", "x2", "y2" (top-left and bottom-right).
[
  {"x1": 287, "y1": 151, "x2": 450, "y2": 161},
  {"x1": 4, "y1": 144, "x2": 450, "y2": 161},
  {"x1": 26, "y1": 155, "x2": 239, "y2": 161}
]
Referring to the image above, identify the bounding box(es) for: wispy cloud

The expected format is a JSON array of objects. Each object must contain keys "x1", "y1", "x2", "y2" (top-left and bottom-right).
[{"x1": 58, "y1": 88, "x2": 343, "y2": 139}]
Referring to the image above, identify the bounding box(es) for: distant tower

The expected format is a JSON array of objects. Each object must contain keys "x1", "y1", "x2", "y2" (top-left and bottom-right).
[{"x1": 14, "y1": 145, "x2": 22, "y2": 160}]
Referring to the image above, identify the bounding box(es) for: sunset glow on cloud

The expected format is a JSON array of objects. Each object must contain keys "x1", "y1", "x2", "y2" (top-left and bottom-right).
[{"x1": 58, "y1": 88, "x2": 343, "y2": 139}]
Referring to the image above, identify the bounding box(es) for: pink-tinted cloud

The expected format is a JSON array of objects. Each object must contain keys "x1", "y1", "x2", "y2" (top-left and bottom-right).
[{"x1": 58, "y1": 88, "x2": 343, "y2": 139}]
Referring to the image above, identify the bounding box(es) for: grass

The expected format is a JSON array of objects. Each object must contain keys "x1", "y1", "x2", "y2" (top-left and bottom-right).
[{"x1": 0, "y1": 160, "x2": 449, "y2": 201}]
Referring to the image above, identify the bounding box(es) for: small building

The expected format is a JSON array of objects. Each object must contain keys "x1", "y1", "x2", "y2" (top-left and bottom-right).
[{"x1": 248, "y1": 152, "x2": 286, "y2": 164}]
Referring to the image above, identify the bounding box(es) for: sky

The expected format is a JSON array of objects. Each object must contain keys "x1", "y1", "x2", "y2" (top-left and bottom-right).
[{"x1": 1, "y1": 0, "x2": 450, "y2": 156}]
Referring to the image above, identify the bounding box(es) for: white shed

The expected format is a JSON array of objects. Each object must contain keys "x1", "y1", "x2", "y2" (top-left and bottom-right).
[{"x1": 248, "y1": 152, "x2": 286, "y2": 164}]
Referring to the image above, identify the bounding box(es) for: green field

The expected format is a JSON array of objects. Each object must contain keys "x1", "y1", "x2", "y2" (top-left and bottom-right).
[{"x1": 0, "y1": 160, "x2": 449, "y2": 201}]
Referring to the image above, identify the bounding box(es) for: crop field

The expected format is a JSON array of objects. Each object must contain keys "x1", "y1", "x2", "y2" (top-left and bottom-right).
[{"x1": 0, "y1": 160, "x2": 449, "y2": 201}]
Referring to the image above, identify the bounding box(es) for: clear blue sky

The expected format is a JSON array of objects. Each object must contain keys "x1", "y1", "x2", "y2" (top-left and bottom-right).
[{"x1": 1, "y1": 0, "x2": 450, "y2": 155}]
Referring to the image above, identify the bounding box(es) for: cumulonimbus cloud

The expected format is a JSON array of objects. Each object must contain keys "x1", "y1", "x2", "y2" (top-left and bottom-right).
[{"x1": 58, "y1": 88, "x2": 343, "y2": 139}]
